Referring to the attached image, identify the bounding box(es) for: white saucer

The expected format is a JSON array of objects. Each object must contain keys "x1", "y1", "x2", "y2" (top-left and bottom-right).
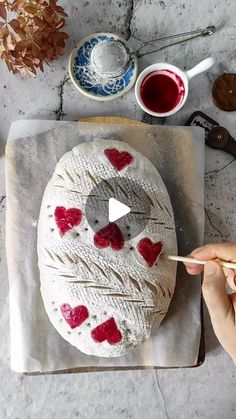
[{"x1": 69, "y1": 32, "x2": 138, "y2": 101}]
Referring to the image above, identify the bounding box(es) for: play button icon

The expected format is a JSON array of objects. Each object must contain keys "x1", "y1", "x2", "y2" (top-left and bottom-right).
[
  {"x1": 85, "y1": 176, "x2": 151, "y2": 241},
  {"x1": 109, "y1": 198, "x2": 130, "y2": 222}
]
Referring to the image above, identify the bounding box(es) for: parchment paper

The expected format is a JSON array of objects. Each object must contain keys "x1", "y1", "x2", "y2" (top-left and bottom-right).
[{"x1": 5, "y1": 120, "x2": 205, "y2": 373}]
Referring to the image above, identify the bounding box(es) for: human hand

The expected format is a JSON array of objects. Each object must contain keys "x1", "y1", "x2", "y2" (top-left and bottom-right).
[{"x1": 184, "y1": 243, "x2": 236, "y2": 364}]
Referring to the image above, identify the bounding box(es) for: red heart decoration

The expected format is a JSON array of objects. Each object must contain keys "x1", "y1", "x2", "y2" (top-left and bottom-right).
[
  {"x1": 104, "y1": 148, "x2": 134, "y2": 171},
  {"x1": 91, "y1": 317, "x2": 122, "y2": 345},
  {"x1": 137, "y1": 238, "x2": 163, "y2": 267},
  {"x1": 54, "y1": 206, "x2": 82, "y2": 235},
  {"x1": 94, "y1": 222, "x2": 124, "y2": 251},
  {"x1": 60, "y1": 304, "x2": 89, "y2": 329}
]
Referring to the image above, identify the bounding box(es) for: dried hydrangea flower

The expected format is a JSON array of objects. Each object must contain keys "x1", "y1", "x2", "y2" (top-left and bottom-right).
[{"x1": 0, "y1": 0, "x2": 68, "y2": 76}]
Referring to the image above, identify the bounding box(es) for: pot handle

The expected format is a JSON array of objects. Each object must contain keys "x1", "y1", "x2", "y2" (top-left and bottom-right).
[{"x1": 185, "y1": 57, "x2": 215, "y2": 80}]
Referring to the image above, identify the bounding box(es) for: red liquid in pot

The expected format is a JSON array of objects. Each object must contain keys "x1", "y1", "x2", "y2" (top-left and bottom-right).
[{"x1": 140, "y1": 70, "x2": 185, "y2": 113}]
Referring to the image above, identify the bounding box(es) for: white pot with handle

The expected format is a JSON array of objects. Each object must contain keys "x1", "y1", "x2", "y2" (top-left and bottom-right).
[{"x1": 135, "y1": 57, "x2": 215, "y2": 117}]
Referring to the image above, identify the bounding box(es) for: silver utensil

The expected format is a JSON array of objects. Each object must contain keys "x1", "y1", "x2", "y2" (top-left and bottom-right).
[{"x1": 135, "y1": 25, "x2": 216, "y2": 58}]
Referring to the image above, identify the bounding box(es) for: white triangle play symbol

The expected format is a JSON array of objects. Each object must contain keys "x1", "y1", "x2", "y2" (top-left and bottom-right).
[{"x1": 109, "y1": 197, "x2": 130, "y2": 222}]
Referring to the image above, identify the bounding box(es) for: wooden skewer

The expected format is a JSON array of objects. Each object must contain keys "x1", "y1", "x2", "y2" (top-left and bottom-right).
[{"x1": 165, "y1": 255, "x2": 236, "y2": 270}]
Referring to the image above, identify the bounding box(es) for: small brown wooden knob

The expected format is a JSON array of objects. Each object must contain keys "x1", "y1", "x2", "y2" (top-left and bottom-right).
[
  {"x1": 207, "y1": 126, "x2": 230, "y2": 149},
  {"x1": 212, "y1": 73, "x2": 236, "y2": 111},
  {"x1": 207, "y1": 126, "x2": 236, "y2": 157}
]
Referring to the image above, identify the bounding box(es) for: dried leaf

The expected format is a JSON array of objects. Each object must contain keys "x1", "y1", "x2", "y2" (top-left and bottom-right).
[
  {"x1": 34, "y1": 15, "x2": 44, "y2": 27},
  {"x1": 14, "y1": 27, "x2": 27, "y2": 39},
  {"x1": 31, "y1": 42, "x2": 40, "y2": 56},
  {"x1": 8, "y1": 18, "x2": 20, "y2": 31},
  {"x1": 55, "y1": 5, "x2": 67, "y2": 16},
  {"x1": 3, "y1": 33, "x2": 15, "y2": 50},
  {"x1": 54, "y1": 18, "x2": 64, "y2": 29},
  {"x1": 21, "y1": 46, "x2": 27, "y2": 56},
  {"x1": 5, "y1": 57, "x2": 14, "y2": 71},
  {"x1": 16, "y1": 16, "x2": 25, "y2": 25},
  {"x1": 56, "y1": 46, "x2": 64, "y2": 55},
  {"x1": 38, "y1": 61, "x2": 44, "y2": 71},
  {"x1": 11, "y1": 0, "x2": 21, "y2": 11},
  {"x1": 17, "y1": 67, "x2": 27, "y2": 76},
  {"x1": 0, "y1": 3, "x2": 7, "y2": 21},
  {"x1": 26, "y1": 65, "x2": 37, "y2": 77},
  {"x1": 24, "y1": 5, "x2": 38, "y2": 14},
  {"x1": 16, "y1": 39, "x2": 29, "y2": 49},
  {"x1": 60, "y1": 31, "x2": 69, "y2": 39},
  {"x1": 0, "y1": 43, "x2": 5, "y2": 53},
  {"x1": 23, "y1": 25, "x2": 34, "y2": 35},
  {"x1": 0, "y1": 24, "x2": 7, "y2": 38},
  {"x1": 45, "y1": 45, "x2": 53, "y2": 58},
  {"x1": 43, "y1": 11, "x2": 53, "y2": 25},
  {"x1": 31, "y1": 56, "x2": 40, "y2": 65},
  {"x1": 20, "y1": 56, "x2": 34, "y2": 66},
  {"x1": 0, "y1": 0, "x2": 68, "y2": 76}
]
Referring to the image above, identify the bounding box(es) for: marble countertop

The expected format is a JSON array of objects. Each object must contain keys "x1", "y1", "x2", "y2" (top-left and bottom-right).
[{"x1": 0, "y1": 1, "x2": 236, "y2": 418}]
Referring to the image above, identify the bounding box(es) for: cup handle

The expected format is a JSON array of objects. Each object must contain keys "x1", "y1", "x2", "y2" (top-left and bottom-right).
[{"x1": 185, "y1": 57, "x2": 215, "y2": 80}]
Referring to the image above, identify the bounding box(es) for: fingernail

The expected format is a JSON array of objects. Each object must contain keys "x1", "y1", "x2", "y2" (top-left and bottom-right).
[
  {"x1": 186, "y1": 265, "x2": 196, "y2": 270},
  {"x1": 205, "y1": 261, "x2": 217, "y2": 276}
]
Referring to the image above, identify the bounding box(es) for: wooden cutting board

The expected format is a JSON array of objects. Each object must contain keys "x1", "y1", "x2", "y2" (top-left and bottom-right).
[{"x1": 79, "y1": 116, "x2": 145, "y2": 126}]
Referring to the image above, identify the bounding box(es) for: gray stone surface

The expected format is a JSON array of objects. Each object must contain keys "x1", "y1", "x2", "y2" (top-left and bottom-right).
[{"x1": 0, "y1": 0, "x2": 236, "y2": 418}]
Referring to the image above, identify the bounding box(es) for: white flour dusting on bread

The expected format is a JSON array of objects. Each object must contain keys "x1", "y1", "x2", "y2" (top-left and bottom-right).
[{"x1": 37, "y1": 140, "x2": 177, "y2": 357}]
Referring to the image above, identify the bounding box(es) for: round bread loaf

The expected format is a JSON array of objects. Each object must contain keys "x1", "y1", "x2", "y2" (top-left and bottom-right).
[{"x1": 37, "y1": 140, "x2": 177, "y2": 357}]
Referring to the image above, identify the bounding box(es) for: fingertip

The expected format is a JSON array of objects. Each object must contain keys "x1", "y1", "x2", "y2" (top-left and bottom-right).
[
  {"x1": 184, "y1": 265, "x2": 196, "y2": 274},
  {"x1": 186, "y1": 270, "x2": 197, "y2": 276},
  {"x1": 184, "y1": 261, "x2": 201, "y2": 269},
  {"x1": 185, "y1": 266, "x2": 203, "y2": 276}
]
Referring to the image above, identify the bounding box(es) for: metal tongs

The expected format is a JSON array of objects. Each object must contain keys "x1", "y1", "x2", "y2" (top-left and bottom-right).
[{"x1": 135, "y1": 25, "x2": 216, "y2": 58}]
